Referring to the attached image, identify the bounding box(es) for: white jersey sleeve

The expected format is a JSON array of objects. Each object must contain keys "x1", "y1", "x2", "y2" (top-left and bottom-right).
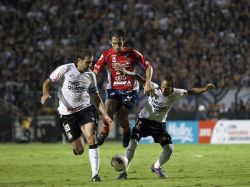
[
  {"x1": 49, "y1": 64, "x2": 69, "y2": 82},
  {"x1": 173, "y1": 88, "x2": 188, "y2": 98},
  {"x1": 88, "y1": 72, "x2": 99, "y2": 93},
  {"x1": 151, "y1": 82, "x2": 159, "y2": 89}
]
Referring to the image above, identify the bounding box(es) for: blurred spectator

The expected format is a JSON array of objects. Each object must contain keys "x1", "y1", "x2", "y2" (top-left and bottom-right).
[
  {"x1": 0, "y1": 0, "x2": 249, "y2": 118},
  {"x1": 195, "y1": 104, "x2": 208, "y2": 120}
]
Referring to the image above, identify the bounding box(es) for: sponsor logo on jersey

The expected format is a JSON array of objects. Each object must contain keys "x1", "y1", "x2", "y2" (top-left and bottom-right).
[
  {"x1": 113, "y1": 80, "x2": 131, "y2": 86},
  {"x1": 111, "y1": 55, "x2": 117, "y2": 63},
  {"x1": 68, "y1": 81, "x2": 87, "y2": 93},
  {"x1": 150, "y1": 99, "x2": 167, "y2": 111}
]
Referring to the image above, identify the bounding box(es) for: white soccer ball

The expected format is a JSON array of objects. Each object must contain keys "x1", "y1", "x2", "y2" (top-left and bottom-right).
[{"x1": 111, "y1": 154, "x2": 128, "y2": 171}]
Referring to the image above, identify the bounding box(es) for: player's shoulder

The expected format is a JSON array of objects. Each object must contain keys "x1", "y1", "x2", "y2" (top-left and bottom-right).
[
  {"x1": 102, "y1": 48, "x2": 114, "y2": 57},
  {"x1": 123, "y1": 47, "x2": 134, "y2": 52},
  {"x1": 128, "y1": 48, "x2": 143, "y2": 56},
  {"x1": 66, "y1": 63, "x2": 75, "y2": 68},
  {"x1": 84, "y1": 69, "x2": 97, "y2": 78},
  {"x1": 56, "y1": 63, "x2": 73, "y2": 71}
]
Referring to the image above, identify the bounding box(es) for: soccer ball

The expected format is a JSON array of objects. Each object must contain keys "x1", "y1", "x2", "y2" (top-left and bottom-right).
[{"x1": 111, "y1": 154, "x2": 128, "y2": 171}]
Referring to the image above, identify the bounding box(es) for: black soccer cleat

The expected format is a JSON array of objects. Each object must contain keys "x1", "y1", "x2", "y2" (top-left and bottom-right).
[
  {"x1": 92, "y1": 174, "x2": 101, "y2": 182},
  {"x1": 117, "y1": 171, "x2": 127, "y2": 180},
  {"x1": 122, "y1": 131, "x2": 131, "y2": 148},
  {"x1": 97, "y1": 133, "x2": 108, "y2": 146}
]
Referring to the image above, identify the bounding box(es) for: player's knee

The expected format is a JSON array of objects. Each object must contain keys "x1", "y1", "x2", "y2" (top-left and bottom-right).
[
  {"x1": 107, "y1": 104, "x2": 116, "y2": 115},
  {"x1": 118, "y1": 116, "x2": 129, "y2": 128},
  {"x1": 131, "y1": 128, "x2": 141, "y2": 142},
  {"x1": 86, "y1": 134, "x2": 95, "y2": 145},
  {"x1": 73, "y1": 147, "x2": 84, "y2": 155},
  {"x1": 163, "y1": 144, "x2": 174, "y2": 158}
]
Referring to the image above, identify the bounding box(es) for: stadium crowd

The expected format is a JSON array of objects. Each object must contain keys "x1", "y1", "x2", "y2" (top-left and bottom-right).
[{"x1": 0, "y1": 0, "x2": 249, "y2": 118}]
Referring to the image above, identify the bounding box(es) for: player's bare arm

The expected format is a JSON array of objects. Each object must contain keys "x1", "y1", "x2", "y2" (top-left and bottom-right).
[
  {"x1": 187, "y1": 83, "x2": 215, "y2": 95},
  {"x1": 144, "y1": 64, "x2": 154, "y2": 96},
  {"x1": 41, "y1": 79, "x2": 52, "y2": 104},
  {"x1": 90, "y1": 92, "x2": 114, "y2": 129}
]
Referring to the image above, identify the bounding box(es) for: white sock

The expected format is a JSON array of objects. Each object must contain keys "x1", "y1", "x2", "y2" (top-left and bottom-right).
[
  {"x1": 88, "y1": 147, "x2": 99, "y2": 178},
  {"x1": 125, "y1": 139, "x2": 138, "y2": 172},
  {"x1": 154, "y1": 144, "x2": 174, "y2": 168}
]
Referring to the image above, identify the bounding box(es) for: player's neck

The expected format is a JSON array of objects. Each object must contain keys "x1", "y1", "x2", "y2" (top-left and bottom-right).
[
  {"x1": 77, "y1": 67, "x2": 89, "y2": 73},
  {"x1": 113, "y1": 47, "x2": 125, "y2": 53}
]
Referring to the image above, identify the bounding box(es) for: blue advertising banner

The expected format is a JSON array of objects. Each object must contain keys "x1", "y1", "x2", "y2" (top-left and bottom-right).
[{"x1": 167, "y1": 121, "x2": 198, "y2": 144}]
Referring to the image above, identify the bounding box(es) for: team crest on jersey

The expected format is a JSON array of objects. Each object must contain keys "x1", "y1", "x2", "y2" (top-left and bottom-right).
[
  {"x1": 111, "y1": 55, "x2": 117, "y2": 63},
  {"x1": 111, "y1": 55, "x2": 117, "y2": 68}
]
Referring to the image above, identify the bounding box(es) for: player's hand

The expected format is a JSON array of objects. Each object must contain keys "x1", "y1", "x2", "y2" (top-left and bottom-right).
[
  {"x1": 104, "y1": 115, "x2": 114, "y2": 129},
  {"x1": 144, "y1": 81, "x2": 154, "y2": 96},
  {"x1": 205, "y1": 83, "x2": 215, "y2": 91},
  {"x1": 41, "y1": 94, "x2": 51, "y2": 104},
  {"x1": 114, "y1": 64, "x2": 127, "y2": 75}
]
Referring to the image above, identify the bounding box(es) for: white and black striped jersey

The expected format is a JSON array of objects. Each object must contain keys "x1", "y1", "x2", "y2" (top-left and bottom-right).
[
  {"x1": 49, "y1": 63, "x2": 98, "y2": 115},
  {"x1": 138, "y1": 83, "x2": 187, "y2": 122}
]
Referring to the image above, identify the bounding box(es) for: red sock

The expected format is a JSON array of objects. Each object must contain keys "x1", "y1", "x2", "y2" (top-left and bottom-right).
[{"x1": 101, "y1": 118, "x2": 110, "y2": 135}]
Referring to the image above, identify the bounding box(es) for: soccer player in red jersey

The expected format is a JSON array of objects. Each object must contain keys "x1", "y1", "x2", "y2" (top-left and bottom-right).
[{"x1": 93, "y1": 28, "x2": 153, "y2": 147}]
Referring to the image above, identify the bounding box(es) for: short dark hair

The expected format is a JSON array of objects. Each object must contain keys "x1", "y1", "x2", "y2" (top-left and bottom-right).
[
  {"x1": 74, "y1": 49, "x2": 93, "y2": 65},
  {"x1": 162, "y1": 76, "x2": 174, "y2": 87},
  {"x1": 109, "y1": 28, "x2": 126, "y2": 40}
]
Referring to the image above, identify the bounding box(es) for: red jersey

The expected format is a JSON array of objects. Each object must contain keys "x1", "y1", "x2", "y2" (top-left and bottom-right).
[{"x1": 94, "y1": 47, "x2": 150, "y2": 90}]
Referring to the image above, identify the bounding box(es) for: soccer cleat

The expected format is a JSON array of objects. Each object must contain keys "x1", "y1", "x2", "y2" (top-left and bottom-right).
[
  {"x1": 97, "y1": 133, "x2": 108, "y2": 146},
  {"x1": 151, "y1": 165, "x2": 167, "y2": 179},
  {"x1": 92, "y1": 174, "x2": 101, "y2": 182},
  {"x1": 122, "y1": 131, "x2": 131, "y2": 148},
  {"x1": 117, "y1": 171, "x2": 127, "y2": 180}
]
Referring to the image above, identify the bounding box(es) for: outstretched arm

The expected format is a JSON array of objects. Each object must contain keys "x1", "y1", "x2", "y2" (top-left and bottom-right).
[
  {"x1": 187, "y1": 83, "x2": 215, "y2": 95},
  {"x1": 90, "y1": 92, "x2": 113, "y2": 129},
  {"x1": 41, "y1": 79, "x2": 52, "y2": 104}
]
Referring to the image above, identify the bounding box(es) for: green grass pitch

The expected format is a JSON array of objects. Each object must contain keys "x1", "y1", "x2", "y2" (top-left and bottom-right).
[{"x1": 0, "y1": 142, "x2": 250, "y2": 187}]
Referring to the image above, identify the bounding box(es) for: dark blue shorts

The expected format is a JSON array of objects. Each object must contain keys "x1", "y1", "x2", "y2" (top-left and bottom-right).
[{"x1": 106, "y1": 89, "x2": 139, "y2": 110}]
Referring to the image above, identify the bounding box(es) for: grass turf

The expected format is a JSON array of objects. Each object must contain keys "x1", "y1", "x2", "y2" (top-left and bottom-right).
[{"x1": 0, "y1": 142, "x2": 250, "y2": 187}]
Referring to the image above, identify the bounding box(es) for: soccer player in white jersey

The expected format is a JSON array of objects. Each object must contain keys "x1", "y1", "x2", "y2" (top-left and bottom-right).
[
  {"x1": 41, "y1": 49, "x2": 113, "y2": 182},
  {"x1": 114, "y1": 66, "x2": 215, "y2": 179}
]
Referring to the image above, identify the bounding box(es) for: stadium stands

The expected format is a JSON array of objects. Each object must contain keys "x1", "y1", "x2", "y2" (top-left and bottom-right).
[{"x1": 0, "y1": 0, "x2": 249, "y2": 118}]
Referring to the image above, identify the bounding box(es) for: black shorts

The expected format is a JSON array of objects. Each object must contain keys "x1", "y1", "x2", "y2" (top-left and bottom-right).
[
  {"x1": 59, "y1": 105, "x2": 98, "y2": 142},
  {"x1": 131, "y1": 118, "x2": 172, "y2": 144},
  {"x1": 106, "y1": 89, "x2": 138, "y2": 110}
]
